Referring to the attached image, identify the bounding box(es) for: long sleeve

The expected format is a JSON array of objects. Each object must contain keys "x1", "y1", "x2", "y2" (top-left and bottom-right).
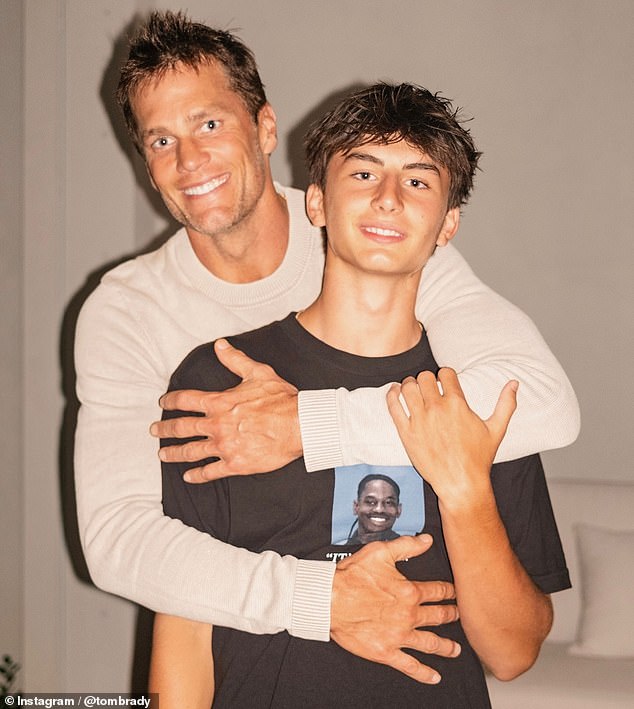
[
  {"x1": 299, "y1": 243, "x2": 580, "y2": 471},
  {"x1": 74, "y1": 283, "x2": 334, "y2": 640}
]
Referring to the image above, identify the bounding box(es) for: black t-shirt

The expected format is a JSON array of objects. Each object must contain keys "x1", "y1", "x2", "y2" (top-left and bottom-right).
[{"x1": 162, "y1": 314, "x2": 571, "y2": 709}]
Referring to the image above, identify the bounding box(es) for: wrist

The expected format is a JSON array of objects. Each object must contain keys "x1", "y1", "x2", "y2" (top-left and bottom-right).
[{"x1": 437, "y1": 477, "x2": 496, "y2": 520}]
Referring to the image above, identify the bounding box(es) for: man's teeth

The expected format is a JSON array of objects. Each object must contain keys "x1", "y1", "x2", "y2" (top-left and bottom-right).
[
  {"x1": 183, "y1": 176, "x2": 227, "y2": 196},
  {"x1": 366, "y1": 226, "x2": 402, "y2": 237}
]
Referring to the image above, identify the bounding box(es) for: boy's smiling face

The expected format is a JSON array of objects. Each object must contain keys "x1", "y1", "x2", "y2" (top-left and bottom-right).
[{"x1": 306, "y1": 139, "x2": 460, "y2": 279}]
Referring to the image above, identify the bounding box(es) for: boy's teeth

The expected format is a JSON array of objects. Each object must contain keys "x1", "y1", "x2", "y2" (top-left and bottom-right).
[{"x1": 367, "y1": 227, "x2": 401, "y2": 236}]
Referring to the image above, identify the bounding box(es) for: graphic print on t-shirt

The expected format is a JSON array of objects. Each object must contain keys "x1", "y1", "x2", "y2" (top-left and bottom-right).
[{"x1": 332, "y1": 464, "x2": 425, "y2": 545}]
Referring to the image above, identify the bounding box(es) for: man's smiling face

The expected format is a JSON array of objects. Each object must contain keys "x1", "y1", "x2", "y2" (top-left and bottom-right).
[
  {"x1": 132, "y1": 60, "x2": 277, "y2": 240},
  {"x1": 353, "y1": 478, "x2": 402, "y2": 536}
]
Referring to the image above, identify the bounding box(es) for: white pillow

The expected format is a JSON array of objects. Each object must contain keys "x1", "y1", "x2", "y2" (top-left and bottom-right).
[{"x1": 569, "y1": 524, "x2": 634, "y2": 658}]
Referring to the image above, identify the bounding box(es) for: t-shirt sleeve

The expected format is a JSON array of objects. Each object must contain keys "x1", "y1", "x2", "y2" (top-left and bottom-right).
[
  {"x1": 491, "y1": 454, "x2": 571, "y2": 595},
  {"x1": 160, "y1": 344, "x2": 234, "y2": 540}
]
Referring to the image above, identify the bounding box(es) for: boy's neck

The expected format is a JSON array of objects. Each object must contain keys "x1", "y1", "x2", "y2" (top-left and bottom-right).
[{"x1": 297, "y1": 263, "x2": 423, "y2": 357}]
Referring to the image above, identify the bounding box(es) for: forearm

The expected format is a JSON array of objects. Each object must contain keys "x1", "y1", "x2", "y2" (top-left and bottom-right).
[
  {"x1": 76, "y1": 412, "x2": 334, "y2": 637},
  {"x1": 149, "y1": 614, "x2": 214, "y2": 708},
  {"x1": 440, "y1": 488, "x2": 553, "y2": 680}
]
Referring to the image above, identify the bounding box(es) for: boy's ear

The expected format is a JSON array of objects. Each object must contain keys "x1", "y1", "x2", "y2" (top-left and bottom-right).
[
  {"x1": 436, "y1": 206, "x2": 460, "y2": 247},
  {"x1": 306, "y1": 183, "x2": 326, "y2": 227}
]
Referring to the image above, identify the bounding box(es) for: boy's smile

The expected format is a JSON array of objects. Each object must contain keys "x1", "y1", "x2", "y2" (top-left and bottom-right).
[{"x1": 307, "y1": 139, "x2": 460, "y2": 279}]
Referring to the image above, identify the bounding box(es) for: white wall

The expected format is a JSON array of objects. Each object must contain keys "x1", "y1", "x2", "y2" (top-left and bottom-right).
[
  {"x1": 1, "y1": 0, "x2": 25, "y2": 678},
  {"x1": 5, "y1": 0, "x2": 632, "y2": 694}
]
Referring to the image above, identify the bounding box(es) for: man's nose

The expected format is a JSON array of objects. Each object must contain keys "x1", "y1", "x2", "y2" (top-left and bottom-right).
[{"x1": 176, "y1": 138, "x2": 208, "y2": 173}]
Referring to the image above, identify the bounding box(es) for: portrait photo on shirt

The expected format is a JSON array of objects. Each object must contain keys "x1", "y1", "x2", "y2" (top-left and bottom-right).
[{"x1": 332, "y1": 464, "x2": 425, "y2": 545}]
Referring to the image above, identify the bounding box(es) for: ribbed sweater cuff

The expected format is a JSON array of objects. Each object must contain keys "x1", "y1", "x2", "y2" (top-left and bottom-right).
[
  {"x1": 290, "y1": 559, "x2": 335, "y2": 641},
  {"x1": 298, "y1": 389, "x2": 344, "y2": 472}
]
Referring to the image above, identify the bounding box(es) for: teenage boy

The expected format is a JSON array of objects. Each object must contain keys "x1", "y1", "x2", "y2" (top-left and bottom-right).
[{"x1": 153, "y1": 83, "x2": 570, "y2": 708}]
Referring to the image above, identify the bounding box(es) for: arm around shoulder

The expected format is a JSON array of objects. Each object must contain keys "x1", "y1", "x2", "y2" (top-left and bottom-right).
[
  {"x1": 418, "y1": 244, "x2": 580, "y2": 461},
  {"x1": 300, "y1": 243, "x2": 579, "y2": 470}
]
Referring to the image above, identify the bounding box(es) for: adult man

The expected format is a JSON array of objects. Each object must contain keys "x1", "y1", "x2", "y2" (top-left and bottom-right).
[
  {"x1": 152, "y1": 82, "x2": 569, "y2": 708},
  {"x1": 74, "y1": 10, "x2": 578, "y2": 682},
  {"x1": 347, "y1": 474, "x2": 403, "y2": 544}
]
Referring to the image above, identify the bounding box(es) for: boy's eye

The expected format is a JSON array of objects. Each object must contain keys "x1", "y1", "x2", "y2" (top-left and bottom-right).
[
  {"x1": 408, "y1": 178, "x2": 428, "y2": 189},
  {"x1": 353, "y1": 171, "x2": 374, "y2": 181}
]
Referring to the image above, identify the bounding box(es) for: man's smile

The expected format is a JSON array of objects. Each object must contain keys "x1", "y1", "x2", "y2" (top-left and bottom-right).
[{"x1": 182, "y1": 174, "x2": 229, "y2": 196}]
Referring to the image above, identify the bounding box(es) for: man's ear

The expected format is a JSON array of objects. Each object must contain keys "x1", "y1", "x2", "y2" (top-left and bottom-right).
[
  {"x1": 436, "y1": 206, "x2": 460, "y2": 247},
  {"x1": 257, "y1": 103, "x2": 278, "y2": 156},
  {"x1": 306, "y1": 183, "x2": 326, "y2": 228}
]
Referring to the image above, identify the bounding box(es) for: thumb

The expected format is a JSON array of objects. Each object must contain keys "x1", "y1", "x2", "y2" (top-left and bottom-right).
[
  {"x1": 214, "y1": 339, "x2": 260, "y2": 379},
  {"x1": 382, "y1": 533, "x2": 434, "y2": 563},
  {"x1": 487, "y1": 380, "x2": 518, "y2": 443}
]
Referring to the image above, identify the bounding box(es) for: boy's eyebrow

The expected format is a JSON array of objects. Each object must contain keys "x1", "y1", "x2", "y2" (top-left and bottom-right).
[{"x1": 344, "y1": 151, "x2": 440, "y2": 175}]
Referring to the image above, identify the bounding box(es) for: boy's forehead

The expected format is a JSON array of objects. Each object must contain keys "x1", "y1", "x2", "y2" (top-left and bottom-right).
[{"x1": 338, "y1": 138, "x2": 440, "y2": 167}]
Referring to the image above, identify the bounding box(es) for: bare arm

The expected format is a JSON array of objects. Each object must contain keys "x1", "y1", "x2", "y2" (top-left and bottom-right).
[
  {"x1": 387, "y1": 369, "x2": 553, "y2": 679},
  {"x1": 149, "y1": 614, "x2": 214, "y2": 708}
]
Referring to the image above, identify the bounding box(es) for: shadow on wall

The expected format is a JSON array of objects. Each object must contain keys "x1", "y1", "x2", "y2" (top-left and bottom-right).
[
  {"x1": 286, "y1": 82, "x2": 368, "y2": 191},
  {"x1": 59, "y1": 15, "x2": 177, "y2": 695}
]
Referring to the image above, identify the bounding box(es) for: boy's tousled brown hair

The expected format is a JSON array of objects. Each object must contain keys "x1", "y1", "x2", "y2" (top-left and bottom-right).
[{"x1": 305, "y1": 83, "x2": 481, "y2": 209}]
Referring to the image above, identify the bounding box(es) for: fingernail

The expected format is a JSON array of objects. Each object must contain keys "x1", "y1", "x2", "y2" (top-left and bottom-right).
[
  {"x1": 430, "y1": 672, "x2": 441, "y2": 684},
  {"x1": 158, "y1": 449, "x2": 166, "y2": 461},
  {"x1": 149, "y1": 423, "x2": 158, "y2": 435},
  {"x1": 452, "y1": 643, "x2": 462, "y2": 657},
  {"x1": 215, "y1": 338, "x2": 229, "y2": 349},
  {"x1": 510, "y1": 380, "x2": 519, "y2": 392},
  {"x1": 183, "y1": 471, "x2": 192, "y2": 482}
]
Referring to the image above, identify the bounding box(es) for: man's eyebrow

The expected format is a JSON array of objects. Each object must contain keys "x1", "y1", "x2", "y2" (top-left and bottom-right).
[{"x1": 141, "y1": 110, "x2": 220, "y2": 140}]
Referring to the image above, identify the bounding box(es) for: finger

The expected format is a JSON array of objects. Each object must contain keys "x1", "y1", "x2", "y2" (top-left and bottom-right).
[
  {"x1": 214, "y1": 339, "x2": 271, "y2": 380},
  {"x1": 159, "y1": 439, "x2": 217, "y2": 463},
  {"x1": 158, "y1": 389, "x2": 220, "y2": 413},
  {"x1": 183, "y1": 459, "x2": 235, "y2": 483},
  {"x1": 381, "y1": 649, "x2": 442, "y2": 685},
  {"x1": 386, "y1": 383, "x2": 410, "y2": 428},
  {"x1": 379, "y1": 533, "x2": 434, "y2": 563},
  {"x1": 413, "y1": 600, "x2": 459, "y2": 627},
  {"x1": 151, "y1": 414, "x2": 211, "y2": 440},
  {"x1": 436, "y1": 367, "x2": 464, "y2": 399},
  {"x1": 415, "y1": 370, "x2": 443, "y2": 401},
  {"x1": 402, "y1": 628, "x2": 461, "y2": 659},
  {"x1": 398, "y1": 376, "x2": 425, "y2": 417},
  {"x1": 409, "y1": 578, "x2": 457, "y2": 604},
  {"x1": 487, "y1": 379, "x2": 518, "y2": 442}
]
